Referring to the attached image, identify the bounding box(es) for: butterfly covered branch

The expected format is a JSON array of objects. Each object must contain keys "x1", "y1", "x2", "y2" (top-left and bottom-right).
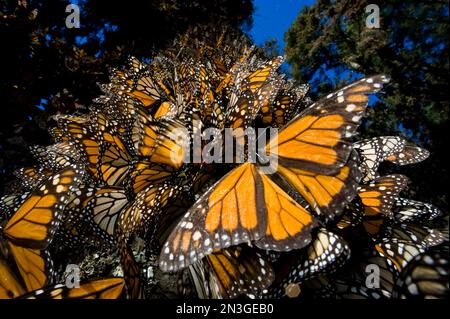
[{"x1": 0, "y1": 30, "x2": 447, "y2": 300}]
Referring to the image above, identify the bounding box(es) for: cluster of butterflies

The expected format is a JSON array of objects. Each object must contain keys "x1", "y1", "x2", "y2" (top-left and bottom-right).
[{"x1": 0, "y1": 30, "x2": 448, "y2": 299}]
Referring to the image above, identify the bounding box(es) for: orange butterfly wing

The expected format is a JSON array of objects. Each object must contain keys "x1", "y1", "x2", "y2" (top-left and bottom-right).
[
  {"x1": 0, "y1": 248, "x2": 25, "y2": 299},
  {"x1": 4, "y1": 166, "x2": 83, "y2": 249},
  {"x1": 24, "y1": 278, "x2": 125, "y2": 299},
  {"x1": 189, "y1": 245, "x2": 274, "y2": 298},
  {"x1": 159, "y1": 163, "x2": 317, "y2": 272},
  {"x1": 270, "y1": 76, "x2": 389, "y2": 220},
  {"x1": 7, "y1": 241, "x2": 54, "y2": 292},
  {"x1": 358, "y1": 174, "x2": 410, "y2": 235},
  {"x1": 269, "y1": 75, "x2": 389, "y2": 174},
  {"x1": 160, "y1": 75, "x2": 389, "y2": 272},
  {"x1": 275, "y1": 151, "x2": 361, "y2": 222}
]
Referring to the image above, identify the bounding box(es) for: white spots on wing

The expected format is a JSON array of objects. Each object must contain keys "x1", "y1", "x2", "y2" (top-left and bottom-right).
[
  {"x1": 345, "y1": 104, "x2": 356, "y2": 112},
  {"x1": 192, "y1": 231, "x2": 202, "y2": 241},
  {"x1": 352, "y1": 115, "x2": 361, "y2": 122}
]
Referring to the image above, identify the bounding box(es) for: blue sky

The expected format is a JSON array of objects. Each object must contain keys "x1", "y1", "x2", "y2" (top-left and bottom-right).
[{"x1": 249, "y1": 0, "x2": 316, "y2": 51}]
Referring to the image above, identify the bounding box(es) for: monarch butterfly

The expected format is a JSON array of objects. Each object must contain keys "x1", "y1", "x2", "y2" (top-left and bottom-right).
[
  {"x1": 13, "y1": 167, "x2": 53, "y2": 191},
  {"x1": 393, "y1": 198, "x2": 442, "y2": 223},
  {"x1": 190, "y1": 66, "x2": 216, "y2": 125},
  {"x1": 118, "y1": 183, "x2": 184, "y2": 242},
  {"x1": 55, "y1": 185, "x2": 100, "y2": 248},
  {"x1": 181, "y1": 245, "x2": 274, "y2": 299},
  {"x1": 0, "y1": 257, "x2": 25, "y2": 299},
  {"x1": 354, "y1": 136, "x2": 429, "y2": 183},
  {"x1": 276, "y1": 150, "x2": 361, "y2": 224},
  {"x1": 154, "y1": 101, "x2": 178, "y2": 119},
  {"x1": 192, "y1": 63, "x2": 214, "y2": 100},
  {"x1": 91, "y1": 111, "x2": 136, "y2": 186},
  {"x1": 335, "y1": 199, "x2": 364, "y2": 230},
  {"x1": 125, "y1": 69, "x2": 168, "y2": 108},
  {"x1": 357, "y1": 174, "x2": 410, "y2": 237},
  {"x1": 115, "y1": 182, "x2": 184, "y2": 298},
  {"x1": 57, "y1": 112, "x2": 135, "y2": 186},
  {"x1": 132, "y1": 114, "x2": 186, "y2": 169},
  {"x1": 129, "y1": 162, "x2": 176, "y2": 194},
  {"x1": 48, "y1": 127, "x2": 69, "y2": 144},
  {"x1": 193, "y1": 46, "x2": 258, "y2": 129},
  {"x1": 7, "y1": 242, "x2": 54, "y2": 292},
  {"x1": 93, "y1": 96, "x2": 142, "y2": 144},
  {"x1": 98, "y1": 143, "x2": 133, "y2": 186},
  {"x1": 160, "y1": 75, "x2": 389, "y2": 273},
  {"x1": 22, "y1": 277, "x2": 125, "y2": 299},
  {"x1": 224, "y1": 57, "x2": 284, "y2": 130},
  {"x1": 0, "y1": 238, "x2": 54, "y2": 298},
  {"x1": 354, "y1": 136, "x2": 406, "y2": 182},
  {"x1": 333, "y1": 247, "x2": 399, "y2": 299},
  {"x1": 383, "y1": 224, "x2": 443, "y2": 249},
  {"x1": 375, "y1": 238, "x2": 425, "y2": 272},
  {"x1": 57, "y1": 116, "x2": 101, "y2": 178},
  {"x1": 29, "y1": 145, "x2": 75, "y2": 172},
  {"x1": 215, "y1": 45, "x2": 255, "y2": 96},
  {"x1": 263, "y1": 228, "x2": 350, "y2": 298},
  {"x1": 106, "y1": 56, "x2": 170, "y2": 109},
  {"x1": 154, "y1": 193, "x2": 195, "y2": 247},
  {"x1": 303, "y1": 251, "x2": 397, "y2": 299},
  {"x1": 115, "y1": 237, "x2": 143, "y2": 299},
  {"x1": 0, "y1": 193, "x2": 30, "y2": 221},
  {"x1": 260, "y1": 83, "x2": 309, "y2": 129},
  {"x1": 177, "y1": 60, "x2": 209, "y2": 102},
  {"x1": 87, "y1": 187, "x2": 129, "y2": 241},
  {"x1": 53, "y1": 185, "x2": 127, "y2": 247},
  {"x1": 46, "y1": 141, "x2": 82, "y2": 161},
  {"x1": 392, "y1": 245, "x2": 449, "y2": 299},
  {"x1": 205, "y1": 34, "x2": 248, "y2": 79},
  {"x1": 3, "y1": 165, "x2": 84, "y2": 249},
  {"x1": 141, "y1": 168, "x2": 209, "y2": 247},
  {"x1": 160, "y1": 162, "x2": 318, "y2": 272},
  {"x1": 385, "y1": 143, "x2": 430, "y2": 166},
  {"x1": 424, "y1": 229, "x2": 448, "y2": 248}
]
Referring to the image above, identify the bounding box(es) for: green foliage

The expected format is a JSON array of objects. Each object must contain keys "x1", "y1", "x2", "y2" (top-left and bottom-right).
[
  {"x1": 0, "y1": 0, "x2": 253, "y2": 191},
  {"x1": 285, "y1": 0, "x2": 449, "y2": 209}
]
